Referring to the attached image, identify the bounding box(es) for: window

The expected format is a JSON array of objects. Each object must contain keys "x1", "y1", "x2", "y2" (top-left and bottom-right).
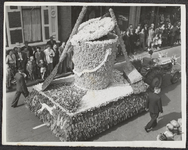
[
  {"x1": 22, "y1": 6, "x2": 42, "y2": 43},
  {"x1": 6, "y1": 6, "x2": 58, "y2": 48},
  {"x1": 7, "y1": 10, "x2": 23, "y2": 44}
]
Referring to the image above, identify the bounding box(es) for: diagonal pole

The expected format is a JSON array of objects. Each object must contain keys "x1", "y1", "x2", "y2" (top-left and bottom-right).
[
  {"x1": 42, "y1": 6, "x2": 88, "y2": 91},
  {"x1": 109, "y1": 8, "x2": 133, "y2": 71},
  {"x1": 109, "y1": 8, "x2": 142, "y2": 84}
]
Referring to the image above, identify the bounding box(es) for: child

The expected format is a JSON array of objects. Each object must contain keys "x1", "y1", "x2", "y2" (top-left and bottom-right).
[
  {"x1": 26, "y1": 56, "x2": 36, "y2": 80},
  {"x1": 38, "y1": 59, "x2": 46, "y2": 80}
]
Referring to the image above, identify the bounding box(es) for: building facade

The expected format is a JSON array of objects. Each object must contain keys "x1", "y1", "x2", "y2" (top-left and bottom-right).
[{"x1": 5, "y1": 5, "x2": 180, "y2": 50}]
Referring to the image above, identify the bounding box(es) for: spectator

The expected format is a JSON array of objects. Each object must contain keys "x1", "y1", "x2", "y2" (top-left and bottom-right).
[
  {"x1": 166, "y1": 22, "x2": 173, "y2": 46},
  {"x1": 170, "y1": 22, "x2": 179, "y2": 46},
  {"x1": 31, "y1": 46, "x2": 37, "y2": 60},
  {"x1": 17, "y1": 47, "x2": 27, "y2": 73},
  {"x1": 139, "y1": 28, "x2": 146, "y2": 51},
  {"x1": 161, "y1": 25, "x2": 168, "y2": 47},
  {"x1": 26, "y1": 56, "x2": 37, "y2": 80},
  {"x1": 143, "y1": 24, "x2": 149, "y2": 47},
  {"x1": 123, "y1": 29, "x2": 132, "y2": 56},
  {"x1": 35, "y1": 46, "x2": 45, "y2": 65},
  {"x1": 44, "y1": 44, "x2": 55, "y2": 76},
  {"x1": 52, "y1": 43, "x2": 60, "y2": 67},
  {"x1": 22, "y1": 46, "x2": 30, "y2": 60},
  {"x1": 38, "y1": 59, "x2": 47, "y2": 80},
  {"x1": 176, "y1": 22, "x2": 181, "y2": 44},
  {"x1": 6, "y1": 50, "x2": 17, "y2": 75},
  {"x1": 21, "y1": 41, "x2": 33, "y2": 57},
  {"x1": 153, "y1": 34, "x2": 160, "y2": 50},
  {"x1": 129, "y1": 28, "x2": 135, "y2": 54},
  {"x1": 12, "y1": 47, "x2": 19, "y2": 69},
  {"x1": 134, "y1": 24, "x2": 141, "y2": 52},
  {"x1": 147, "y1": 23, "x2": 155, "y2": 48},
  {"x1": 128, "y1": 24, "x2": 133, "y2": 31},
  {"x1": 166, "y1": 15, "x2": 171, "y2": 24},
  {"x1": 47, "y1": 36, "x2": 56, "y2": 48}
]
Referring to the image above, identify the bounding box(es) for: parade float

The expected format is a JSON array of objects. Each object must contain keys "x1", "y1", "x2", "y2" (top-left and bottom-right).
[{"x1": 25, "y1": 8, "x2": 149, "y2": 141}]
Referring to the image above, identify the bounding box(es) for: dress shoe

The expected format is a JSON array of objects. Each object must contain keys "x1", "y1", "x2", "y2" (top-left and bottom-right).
[{"x1": 145, "y1": 127, "x2": 152, "y2": 133}]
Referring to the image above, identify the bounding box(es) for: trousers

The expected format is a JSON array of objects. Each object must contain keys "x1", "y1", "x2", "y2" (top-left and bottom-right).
[
  {"x1": 11, "y1": 91, "x2": 29, "y2": 107},
  {"x1": 145, "y1": 113, "x2": 159, "y2": 129}
]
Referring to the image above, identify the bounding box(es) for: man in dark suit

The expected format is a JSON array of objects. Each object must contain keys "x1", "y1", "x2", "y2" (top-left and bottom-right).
[
  {"x1": 145, "y1": 87, "x2": 163, "y2": 132},
  {"x1": 11, "y1": 69, "x2": 29, "y2": 108}
]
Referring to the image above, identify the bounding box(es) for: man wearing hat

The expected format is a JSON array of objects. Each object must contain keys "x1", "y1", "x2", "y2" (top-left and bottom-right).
[
  {"x1": 145, "y1": 87, "x2": 163, "y2": 132},
  {"x1": 11, "y1": 69, "x2": 29, "y2": 108}
]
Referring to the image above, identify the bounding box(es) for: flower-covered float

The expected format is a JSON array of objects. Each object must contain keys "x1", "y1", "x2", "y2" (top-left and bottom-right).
[{"x1": 25, "y1": 16, "x2": 149, "y2": 141}]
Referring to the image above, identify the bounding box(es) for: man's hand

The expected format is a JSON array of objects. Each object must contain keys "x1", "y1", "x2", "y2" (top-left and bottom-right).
[{"x1": 145, "y1": 108, "x2": 149, "y2": 112}]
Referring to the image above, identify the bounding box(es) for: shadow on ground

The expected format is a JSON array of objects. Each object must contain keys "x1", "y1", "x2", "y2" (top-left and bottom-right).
[{"x1": 152, "y1": 112, "x2": 181, "y2": 131}]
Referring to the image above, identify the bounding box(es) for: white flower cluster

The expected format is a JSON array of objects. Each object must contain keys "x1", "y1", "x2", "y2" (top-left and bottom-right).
[
  {"x1": 70, "y1": 17, "x2": 115, "y2": 45},
  {"x1": 110, "y1": 69, "x2": 129, "y2": 85}
]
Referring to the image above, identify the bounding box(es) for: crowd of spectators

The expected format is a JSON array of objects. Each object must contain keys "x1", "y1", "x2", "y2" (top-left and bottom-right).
[
  {"x1": 6, "y1": 36, "x2": 73, "y2": 89},
  {"x1": 120, "y1": 20, "x2": 181, "y2": 57}
]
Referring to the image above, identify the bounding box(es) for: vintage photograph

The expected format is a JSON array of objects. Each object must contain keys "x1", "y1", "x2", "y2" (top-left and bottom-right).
[{"x1": 2, "y1": 2, "x2": 186, "y2": 148}]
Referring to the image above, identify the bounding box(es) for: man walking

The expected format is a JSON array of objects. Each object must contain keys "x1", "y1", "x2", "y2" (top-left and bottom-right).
[
  {"x1": 11, "y1": 69, "x2": 29, "y2": 108},
  {"x1": 145, "y1": 87, "x2": 163, "y2": 132}
]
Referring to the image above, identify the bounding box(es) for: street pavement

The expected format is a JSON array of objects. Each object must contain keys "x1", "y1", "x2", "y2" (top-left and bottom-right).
[{"x1": 4, "y1": 45, "x2": 182, "y2": 143}]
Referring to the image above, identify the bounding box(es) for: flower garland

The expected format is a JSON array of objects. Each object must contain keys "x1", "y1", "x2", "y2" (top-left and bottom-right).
[
  {"x1": 25, "y1": 86, "x2": 148, "y2": 141},
  {"x1": 43, "y1": 83, "x2": 87, "y2": 113}
]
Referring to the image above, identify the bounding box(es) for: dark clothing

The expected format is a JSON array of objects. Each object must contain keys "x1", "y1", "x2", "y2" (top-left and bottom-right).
[
  {"x1": 170, "y1": 26, "x2": 179, "y2": 46},
  {"x1": 123, "y1": 34, "x2": 132, "y2": 55},
  {"x1": 17, "y1": 52, "x2": 27, "y2": 72},
  {"x1": 145, "y1": 92, "x2": 163, "y2": 114},
  {"x1": 47, "y1": 40, "x2": 56, "y2": 48},
  {"x1": 129, "y1": 33, "x2": 135, "y2": 54},
  {"x1": 145, "y1": 113, "x2": 158, "y2": 129},
  {"x1": 139, "y1": 32, "x2": 145, "y2": 50},
  {"x1": 11, "y1": 72, "x2": 29, "y2": 107},
  {"x1": 35, "y1": 51, "x2": 45, "y2": 65},
  {"x1": 53, "y1": 49, "x2": 59, "y2": 67},
  {"x1": 21, "y1": 46, "x2": 33, "y2": 57},
  {"x1": 144, "y1": 27, "x2": 148, "y2": 45},
  {"x1": 47, "y1": 63, "x2": 53, "y2": 76},
  {"x1": 145, "y1": 92, "x2": 163, "y2": 130}
]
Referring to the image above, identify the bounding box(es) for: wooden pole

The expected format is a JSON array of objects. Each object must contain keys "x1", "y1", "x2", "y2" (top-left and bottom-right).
[
  {"x1": 42, "y1": 6, "x2": 88, "y2": 91},
  {"x1": 109, "y1": 8, "x2": 133, "y2": 71}
]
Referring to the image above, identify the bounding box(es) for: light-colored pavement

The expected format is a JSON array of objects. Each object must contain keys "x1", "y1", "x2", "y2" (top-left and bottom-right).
[{"x1": 4, "y1": 46, "x2": 182, "y2": 142}]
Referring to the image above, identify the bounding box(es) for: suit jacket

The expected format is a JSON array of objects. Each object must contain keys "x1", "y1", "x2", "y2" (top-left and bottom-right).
[
  {"x1": 14, "y1": 72, "x2": 28, "y2": 94},
  {"x1": 145, "y1": 92, "x2": 163, "y2": 114},
  {"x1": 21, "y1": 46, "x2": 33, "y2": 57}
]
